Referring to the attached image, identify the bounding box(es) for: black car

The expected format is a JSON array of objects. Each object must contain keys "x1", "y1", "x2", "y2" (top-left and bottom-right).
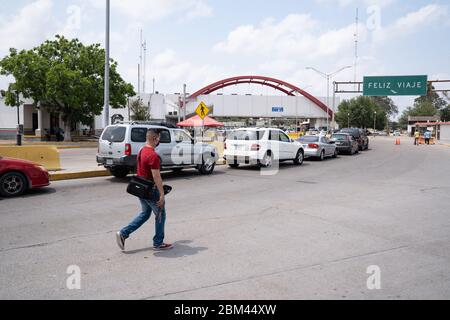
[
  {"x1": 330, "y1": 133, "x2": 359, "y2": 155},
  {"x1": 339, "y1": 128, "x2": 369, "y2": 151}
]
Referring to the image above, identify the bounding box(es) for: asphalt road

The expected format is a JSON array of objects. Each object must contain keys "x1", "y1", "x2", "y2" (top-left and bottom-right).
[{"x1": 1, "y1": 137, "x2": 450, "y2": 299}]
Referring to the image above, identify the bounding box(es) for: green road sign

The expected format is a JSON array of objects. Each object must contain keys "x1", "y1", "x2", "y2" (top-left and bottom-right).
[{"x1": 363, "y1": 75, "x2": 428, "y2": 96}]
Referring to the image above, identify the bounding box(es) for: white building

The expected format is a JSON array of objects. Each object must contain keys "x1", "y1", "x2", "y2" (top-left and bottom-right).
[{"x1": 1, "y1": 91, "x2": 336, "y2": 139}]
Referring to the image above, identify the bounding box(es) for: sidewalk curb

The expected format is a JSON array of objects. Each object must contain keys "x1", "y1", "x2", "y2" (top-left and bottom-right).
[{"x1": 50, "y1": 169, "x2": 111, "y2": 181}]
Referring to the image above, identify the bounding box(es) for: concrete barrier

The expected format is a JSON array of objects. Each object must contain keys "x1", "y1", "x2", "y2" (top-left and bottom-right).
[
  {"x1": 0, "y1": 146, "x2": 61, "y2": 171},
  {"x1": 208, "y1": 141, "x2": 225, "y2": 160}
]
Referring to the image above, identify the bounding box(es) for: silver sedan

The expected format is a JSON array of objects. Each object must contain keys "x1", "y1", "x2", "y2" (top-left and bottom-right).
[{"x1": 297, "y1": 135, "x2": 338, "y2": 160}]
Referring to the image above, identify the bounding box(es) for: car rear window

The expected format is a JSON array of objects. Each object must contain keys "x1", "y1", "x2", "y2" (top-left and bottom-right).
[
  {"x1": 131, "y1": 128, "x2": 148, "y2": 142},
  {"x1": 341, "y1": 129, "x2": 360, "y2": 137},
  {"x1": 160, "y1": 130, "x2": 171, "y2": 143},
  {"x1": 101, "y1": 126, "x2": 126, "y2": 143},
  {"x1": 228, "y1": 130, "x2": 265, "y2": 140},
  {"x1": 332, "y1": 134, "x2": 348, "y2": 141},
  {"x1": 299, "y1": 136, "x2": 319, "y2": 143}
]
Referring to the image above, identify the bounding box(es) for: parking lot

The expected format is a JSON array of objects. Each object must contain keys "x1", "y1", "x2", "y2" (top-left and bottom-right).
[{"x1": 1, "y1": 137, "x2": 450, "y2": 299}]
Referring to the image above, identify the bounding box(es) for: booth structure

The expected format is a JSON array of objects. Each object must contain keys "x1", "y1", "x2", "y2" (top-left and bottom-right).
[{"x1": 414, "y1": 122, "x2": 450, "y2": 143}]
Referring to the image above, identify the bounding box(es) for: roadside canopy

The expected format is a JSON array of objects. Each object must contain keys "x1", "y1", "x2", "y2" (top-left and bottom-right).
[{"x1": 177, "y1": 115, "x2": 224, "y2": 127}]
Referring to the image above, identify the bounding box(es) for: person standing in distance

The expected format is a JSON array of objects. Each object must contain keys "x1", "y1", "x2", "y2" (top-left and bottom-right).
[
  {"x1": 116, "y1": 128, "x2": 173, "y2": 251},
  {"x1": 414, "y1": 130, "x2": 420, "y2": 146}
]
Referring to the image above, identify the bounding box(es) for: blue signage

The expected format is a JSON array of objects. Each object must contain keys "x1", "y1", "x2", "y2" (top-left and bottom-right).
[{"x1": 272, "y1": 107, "x2": 284, "y2": 113}]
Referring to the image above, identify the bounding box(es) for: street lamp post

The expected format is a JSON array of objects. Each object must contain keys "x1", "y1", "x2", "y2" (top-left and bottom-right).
[
  {"x1": 15, "y1": 91, "x2": 22, "y2": 146},
  {"x1": 374, "y1": 111, "x2": 377, "y2": 133},
  {"x1": 103, "y1": 0, "x2": 110, "y2": 129},
  {"x1": 348, "y1": 113, "x2": 350, "y2": 129},
  {"x1": 306, "y1": 66, "x2": 352, "y2": 132}
]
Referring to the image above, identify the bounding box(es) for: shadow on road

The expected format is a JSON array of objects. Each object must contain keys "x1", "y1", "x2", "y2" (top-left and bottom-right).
[
  {"x1": 107, "y1": 169, "x2": 226, "y2": 184},
  {"x1": 0, "y1": 187, "x2": 57, "y2": 201},
  {"x1": 123, "y1": 240, "x2": 208, "y2": 258},
  {"x1": 228, "y1": 162, "x2": 311, "y2": 172}
]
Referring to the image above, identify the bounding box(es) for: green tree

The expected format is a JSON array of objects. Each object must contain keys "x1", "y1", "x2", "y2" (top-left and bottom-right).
[
  {"x1": 440, "y1": 105, "x2": 450, "y2": 122},
  {"x1": 398, "y1": 107, "x2": 413, "y2": 129},
  {"x1": 371, "y1": 96, "x2": 398, "y2": 118},
  {"x1": 0, "y1": 35, "x2": 135, "y2": 141},
  {"x1": 414, "y1": 83, "x2": 447, "y2": 110},
  {"x1": 397, "y1": 101, "x2": 439, "y2": 129},
  {"x1": 130, "y1": 98, "x2": 151, "y2": 121},
  {"x1": 335, "y1": 96, "x2": 386, "y2": 130}
]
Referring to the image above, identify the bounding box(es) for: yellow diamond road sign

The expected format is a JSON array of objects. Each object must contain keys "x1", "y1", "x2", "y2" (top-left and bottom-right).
[{"x1": 196, "y1": 102, "x2": 210, "y2": 120}]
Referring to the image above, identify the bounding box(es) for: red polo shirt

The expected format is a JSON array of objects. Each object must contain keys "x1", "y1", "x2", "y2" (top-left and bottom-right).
[{"x1": 137, "y1": 146, "x2": 160, "y2": 180}]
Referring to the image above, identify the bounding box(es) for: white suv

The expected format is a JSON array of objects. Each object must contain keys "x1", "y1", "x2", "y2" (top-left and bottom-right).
[
  {"x1": 224, "y1": 128, "x2": 304, "y2": 168},
  {"x1": 97, "y1": 122, "x2": 219, "y2": 178}
]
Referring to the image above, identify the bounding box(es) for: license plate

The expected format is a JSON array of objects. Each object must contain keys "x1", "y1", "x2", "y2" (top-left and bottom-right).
[{"x1": 106, "y1": 159, "x2": 113, "y2": 165}]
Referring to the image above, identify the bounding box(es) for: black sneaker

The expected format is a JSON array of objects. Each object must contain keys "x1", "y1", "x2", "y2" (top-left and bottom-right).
[{"x1": 116, "y1": 232, "x2": 126, "y2": 251}]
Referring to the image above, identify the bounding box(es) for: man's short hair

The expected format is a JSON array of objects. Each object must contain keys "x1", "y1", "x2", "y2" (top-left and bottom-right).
[{"x1": 147, "y1": 128, "x2": 161, "y2": 138}]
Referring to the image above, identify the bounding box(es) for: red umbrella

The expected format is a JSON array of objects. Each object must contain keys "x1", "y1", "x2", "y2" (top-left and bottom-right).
[{"x1": 177, "y1": 115, "x2": 224, "y2": 127}]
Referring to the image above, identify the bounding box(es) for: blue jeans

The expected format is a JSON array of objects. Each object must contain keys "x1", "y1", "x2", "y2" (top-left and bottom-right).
[{"x1": 120, "y1": 189, "x2": 166, "y2": 247}]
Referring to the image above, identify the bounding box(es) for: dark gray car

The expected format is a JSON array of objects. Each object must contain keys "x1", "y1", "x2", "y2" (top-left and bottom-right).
[{"x1": 331, "y1": 133, "x2": 359, "y2": 155}]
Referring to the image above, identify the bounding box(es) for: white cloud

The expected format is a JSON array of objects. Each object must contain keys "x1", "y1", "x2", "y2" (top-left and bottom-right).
[
  {"x1": 373, "y1": 4, "x2": 449, "y2": 43},
  {"x1": 315, "y1": 0, "x2": 395, "y2": 8},
  {"x1": 0, "y1": 0, "x2": 56, "y2": 54},
  {"x1": 214, "y1": 14, "x2": 367, "y2": 60},
  {"x1": 148, "y1": 49, "x2": 228, "y2": 94},
  {"x1": 87, "y1": 0, "x2": 212, "y2": 22}
]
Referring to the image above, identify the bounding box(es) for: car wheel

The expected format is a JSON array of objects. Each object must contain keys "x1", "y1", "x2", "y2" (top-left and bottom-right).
[
  {"x1": 332, "y1": 149, "x2": 338, "y2": 158},
  {"x1": 0, "y1": 172, "x2": 28, "y2": 197},
  {"x1": 293, "y1": 150, "x2": 304, "y2": 166},
  {"x1": 199, "y1": 153, "x2": 216, "y2": 175},
  {"x1": 319, "y1": 150, "x2": 325, "y2": 161},
  {"x1": 109, "y1": 167, "x2": 130, "y2": 178},
  {"x1": 260, "y1": 151, "x2": 273, "y2": 168}
]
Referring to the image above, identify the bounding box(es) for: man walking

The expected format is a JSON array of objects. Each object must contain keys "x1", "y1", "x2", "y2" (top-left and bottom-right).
[
  {"x1": 116, "y1": 129, "x2": 173, "y2": 251},
  {"x1": 414, "y1": 130, "x2": 420, "y2": 146},
  {"x1": 424, "y1": 130, "x2": 432, "y2": 145}
]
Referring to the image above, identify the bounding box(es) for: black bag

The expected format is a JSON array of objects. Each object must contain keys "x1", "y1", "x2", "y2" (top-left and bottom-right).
[
  {"x1": 127, "y1": 176, "x2": 155, "y2": 200},
  {"x1": 126, "y1": 148, "x2": 172, "y2": 199}
]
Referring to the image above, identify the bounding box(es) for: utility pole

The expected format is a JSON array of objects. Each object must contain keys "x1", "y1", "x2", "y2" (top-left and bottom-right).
[
  {"x1": 332, "y1": 81, "x2": 337, "y2": 130},
  {"x1": 142, "y1": 39, "x2": 147, "y2": 94},
  {"x1": 137, "y1": 63, "x2": 140, "y2": 97},
  {"x1": 16, "y1": 91, "x2": 22, "y2": 146},
  {"x1": 183, "y1": 84, "x2": 187, "y2": 121},
  {"x1": 374, "y1": 111, "x2": 377, "y2": 132},
  {"x1": 103, "y1": 0, "x2": 110, "y2": 129},
  {"x1": 306, "y1": 66, "x2": 352, "y2": 131},
  {"x1": 354, "y1": 8, "x2": 359, "y2": 91}
]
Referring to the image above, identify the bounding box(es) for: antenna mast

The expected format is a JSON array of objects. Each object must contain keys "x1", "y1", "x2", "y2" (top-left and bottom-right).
[{"x1": 354, "y1": 8, "x2": 359, "y2": 90}]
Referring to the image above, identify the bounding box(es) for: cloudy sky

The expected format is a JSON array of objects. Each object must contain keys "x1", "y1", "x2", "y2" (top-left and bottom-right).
[{"x1": 1, "y1": 0, "x2": 449, "y2": 117}]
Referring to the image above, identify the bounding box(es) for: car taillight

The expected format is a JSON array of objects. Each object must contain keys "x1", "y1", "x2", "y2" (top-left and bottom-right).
[
  {"x1": 251, "y1": 144, "x2": 261, "y2": 151},
  {"x1": 308, "y1": 143, "x2": 319, "y2": 149},
  {"x1": 125, "y1": 144, "x2": 132, "y2": 156}
]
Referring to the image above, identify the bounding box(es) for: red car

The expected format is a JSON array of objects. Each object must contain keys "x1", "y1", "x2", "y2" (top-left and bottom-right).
[{"x1": 0, "y1": 157, "x2": 50, "y2": 197}]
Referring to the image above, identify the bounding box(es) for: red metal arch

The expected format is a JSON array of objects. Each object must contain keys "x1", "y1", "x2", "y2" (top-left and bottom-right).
[{"x1": 189, "y1": 76, "x2": 333, "y2": 117}]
